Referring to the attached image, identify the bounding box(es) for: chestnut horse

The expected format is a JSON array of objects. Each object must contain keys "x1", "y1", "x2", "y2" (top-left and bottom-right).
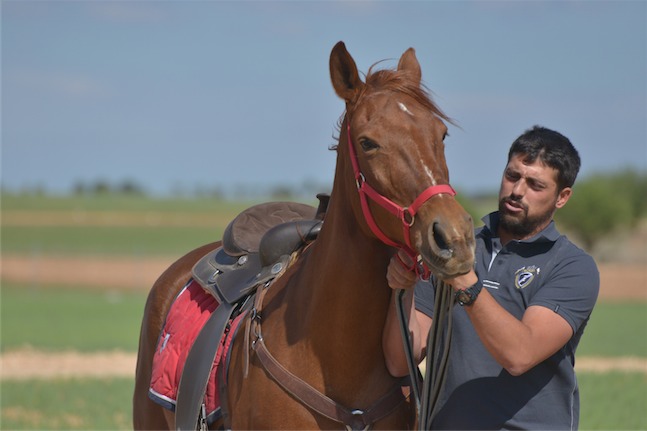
[{"x1": 133, "y1": 41, "x2": 475, "y2": 430}]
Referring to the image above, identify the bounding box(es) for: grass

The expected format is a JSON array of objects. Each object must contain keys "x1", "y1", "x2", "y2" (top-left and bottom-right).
[
  {"x1": 0, "y1": 374, "x2": 644, "y2": 430},
  {"x1": 0, "y1": 284, "x2": 147, "y2": 352},
  {"x1": 1, "y1": 193, "x2": 318, "y2": 256},
  {"x1": 1, "y1": 192, "x2": 264, "y2": 213},
  {"x1": 1, "y1": 283, "x2": 644, "y2": 356},
  {"x1": 579, "y1": 372, "x2": 647, "y2": 430},
  {"x1": 2, "y1": 225, "x2": 220, "y2": 256},
  {"x1": 0, "y1": 378, "x2": 134, "y2": 430},
  {"x1": 577, "y1": 302, "x2": 647, "y2": 357}
]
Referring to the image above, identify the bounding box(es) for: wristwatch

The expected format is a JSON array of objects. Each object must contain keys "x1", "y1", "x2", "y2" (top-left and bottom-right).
[{"x1": 455, "y1": 281, "x2": 482, "y2": 306}]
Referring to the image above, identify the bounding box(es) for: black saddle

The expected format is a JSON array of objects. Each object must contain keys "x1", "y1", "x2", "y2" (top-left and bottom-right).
[{"x1": 192, "y1": 198, "x2": 326, "y2": 304}]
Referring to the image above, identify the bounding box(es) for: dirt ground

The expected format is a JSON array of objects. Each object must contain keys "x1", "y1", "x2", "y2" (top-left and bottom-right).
[
  {"x1": 2, "y1": 255, "x2": 645, "y2": 300},
  {"x1": 1, "y1": 255, "x2": 645, "y2": 379}
]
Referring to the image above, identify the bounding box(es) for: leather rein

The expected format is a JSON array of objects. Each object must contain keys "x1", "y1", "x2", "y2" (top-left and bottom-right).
[{"x1": 346, "y1": 123, "x2": 456, "y2": 278}]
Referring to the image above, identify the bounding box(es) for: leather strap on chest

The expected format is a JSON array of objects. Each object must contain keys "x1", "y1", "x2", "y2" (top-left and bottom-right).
[
  {"x1": 247, "y1": 285, "x2": 409, "y2": 430},
  {"x1": 252, "y1": 338, "x2": 408, "y2": 430}
]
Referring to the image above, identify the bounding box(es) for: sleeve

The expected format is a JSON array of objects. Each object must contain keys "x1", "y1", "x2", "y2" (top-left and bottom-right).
[
  {"x1": 529, "y1": 248, "x2": 600, "y2": 334},
  {"x1": 414, "y1": 276, "x2": 437, "y2": 318}
]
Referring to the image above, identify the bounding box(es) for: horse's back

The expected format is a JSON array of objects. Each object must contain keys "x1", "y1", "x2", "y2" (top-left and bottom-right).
[{"x1": 133, "y1": 242, "x2": 220, "y2": 431}]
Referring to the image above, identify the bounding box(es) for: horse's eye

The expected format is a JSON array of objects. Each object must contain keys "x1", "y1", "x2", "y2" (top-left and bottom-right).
[
  {"x1": 443, "y1": 132, "x2": 449, "y2": 141},
  {"x1": 359, "y1": 138, "x2": 379, "y2": 152}
]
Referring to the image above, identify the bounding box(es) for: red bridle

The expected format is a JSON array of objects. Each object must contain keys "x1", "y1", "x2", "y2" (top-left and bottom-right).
[{"x1": 346, "y1": 123, "x2": 456, "y2": 277}]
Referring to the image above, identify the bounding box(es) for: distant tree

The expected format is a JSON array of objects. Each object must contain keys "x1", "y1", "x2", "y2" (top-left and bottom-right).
[
  {"x1": 611, "y1": 169, "x2": 647, "y2": 221},
  {"x1": 269, "y1": 185, "x2": 296, "y2": 200},
  {"x1": 556, "y1": 171, "x2": 643, "y2": 249},
  {"x1": 72, "y1": 181, "x2": 87, "y2": 195},
  {"x1": 92, "y1": 180, "x2": 111, "y2": 194},
  {"x1": 118, "y1": 179, "x2": 146, "y2": 196}
]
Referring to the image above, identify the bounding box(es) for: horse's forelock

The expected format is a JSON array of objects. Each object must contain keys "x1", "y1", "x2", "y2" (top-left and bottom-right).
[{"x1": 363, "y1": 67, "x2": 452, "y2": 124}]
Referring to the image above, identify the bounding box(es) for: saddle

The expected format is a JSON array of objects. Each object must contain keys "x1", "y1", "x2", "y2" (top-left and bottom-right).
[
  {"x1": 193, "y1": 199, "x2": 325, "y2": 305},
  {"x1": 175, "y1": 195, "x2": 328, "y2": 430}
]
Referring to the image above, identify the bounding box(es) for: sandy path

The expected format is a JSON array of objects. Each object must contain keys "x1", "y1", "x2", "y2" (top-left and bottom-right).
[
  {"x1": 2, "y1": 255, "x2": 645, "y2": 299},
  {"x1": 1, "y1": 349, "x2": 645, "y2": 381}
]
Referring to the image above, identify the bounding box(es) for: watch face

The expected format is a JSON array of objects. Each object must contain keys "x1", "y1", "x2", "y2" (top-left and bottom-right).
[{"x1": 457, "y1": 290, "x2": 471, "y2": 305}]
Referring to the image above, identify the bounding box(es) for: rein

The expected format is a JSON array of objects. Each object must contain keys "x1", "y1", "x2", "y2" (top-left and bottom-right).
[{"x1": 346, "y1": 123, "x2": 455, "y2": 277}]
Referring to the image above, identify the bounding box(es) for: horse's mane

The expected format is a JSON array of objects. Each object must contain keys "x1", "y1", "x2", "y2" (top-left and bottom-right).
[
  {"x1": 331, "y1": 64, "x2": 453, "y2": 151},
  {"x1": 363, "y1": 66, "x2": 452, "y2": 124}
]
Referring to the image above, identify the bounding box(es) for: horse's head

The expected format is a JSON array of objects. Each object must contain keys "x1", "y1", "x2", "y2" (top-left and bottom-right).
[{"x1": 329, "y1": 41, "x2": 475, "y2": 280}]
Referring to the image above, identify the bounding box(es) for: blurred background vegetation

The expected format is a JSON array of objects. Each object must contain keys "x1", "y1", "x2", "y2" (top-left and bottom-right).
[{"x1": 4, "y1": 167, "x2": 645, "y2": 262}]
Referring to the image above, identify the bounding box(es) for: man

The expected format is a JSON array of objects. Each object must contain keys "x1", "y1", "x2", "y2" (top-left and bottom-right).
[{"x1": 383, "y1": 126, "x2": 599, "y2": 430}]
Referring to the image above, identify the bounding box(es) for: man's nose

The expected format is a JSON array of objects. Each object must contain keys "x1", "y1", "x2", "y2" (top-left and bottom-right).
[{"x1": 511, "y1": 180, "x2": 526, "y2": 197}]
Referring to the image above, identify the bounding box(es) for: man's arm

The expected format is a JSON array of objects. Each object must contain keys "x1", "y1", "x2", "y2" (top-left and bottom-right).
[
  {"x1": 382, "y1": 289, "x2": 433, "y2": 377},
  {"x1": 383, "y1": 254, "x2": 574, "y2": 378},
  {"x1": 449, "y1": 272, "x2": 573, "y2": 376}
]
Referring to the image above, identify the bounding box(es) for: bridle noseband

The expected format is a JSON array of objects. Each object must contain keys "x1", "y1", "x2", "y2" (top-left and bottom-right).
[{"x1": 346, "y1": 122, "x2": 456, "y2": 277}]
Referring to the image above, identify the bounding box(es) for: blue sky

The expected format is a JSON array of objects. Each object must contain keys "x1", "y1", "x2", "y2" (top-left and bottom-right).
[{"x1": 2, "y1": 0, "x2": 646, "y2": 197}]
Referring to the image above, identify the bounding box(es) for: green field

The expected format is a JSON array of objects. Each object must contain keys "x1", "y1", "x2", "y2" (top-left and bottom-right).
[
  {"x1": 1, "y1": 194, "x2": 273, "y2": 256},
  {"x1": 2, "y1": 283, "x2": 645, "y2": 357},
  {"x1": 1, "y1": 194, "x2": 646, "y2": 430}
]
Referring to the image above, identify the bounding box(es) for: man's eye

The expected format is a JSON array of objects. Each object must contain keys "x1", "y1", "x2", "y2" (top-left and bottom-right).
[{"x1": 505, "y1": 171, "x2": 519, "y2": 181}]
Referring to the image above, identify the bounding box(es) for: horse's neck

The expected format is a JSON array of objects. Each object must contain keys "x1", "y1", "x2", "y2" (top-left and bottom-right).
[{"x1": 294, "y1": 189, "x2": 394, "y2": 345}]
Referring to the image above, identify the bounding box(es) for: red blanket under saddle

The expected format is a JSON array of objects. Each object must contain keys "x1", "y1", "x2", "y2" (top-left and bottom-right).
[{"x1": 148, "y1": 279, "x2": 244, "y2": 423}]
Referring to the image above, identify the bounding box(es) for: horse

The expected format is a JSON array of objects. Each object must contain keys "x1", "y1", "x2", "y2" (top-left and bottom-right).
[{"x1": 133, "y1": 41, "x2": 475, "y2": 430}]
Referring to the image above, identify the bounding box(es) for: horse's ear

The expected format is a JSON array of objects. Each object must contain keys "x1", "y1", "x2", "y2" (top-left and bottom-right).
[
  {"x1": 330, "y1": 41, "x2": 364, "y2": 102},
  {"x1": 397, "y1": 48, "x2": 422, "y2": 86}
]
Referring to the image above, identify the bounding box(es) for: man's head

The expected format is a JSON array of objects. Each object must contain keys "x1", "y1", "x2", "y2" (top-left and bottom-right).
[
  {"x1": 498, "y1": 126, "x2": 581, "y2": 241},
  {"x1": 507, "y1": 126, "x2": 581, "y2": 190}
]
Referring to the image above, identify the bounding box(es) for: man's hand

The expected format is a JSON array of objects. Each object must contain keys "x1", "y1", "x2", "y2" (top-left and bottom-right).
[
  {"x1": 445, "y1": 270, "x2": 479, "y2": 292},
  {"x1": 386, "y1": 250, "x2": 418, "y2": 290}
]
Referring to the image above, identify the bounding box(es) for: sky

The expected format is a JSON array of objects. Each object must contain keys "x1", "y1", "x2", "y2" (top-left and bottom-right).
[{"x1": 2, "y1": 0, "x2": 646, "y2": 198}]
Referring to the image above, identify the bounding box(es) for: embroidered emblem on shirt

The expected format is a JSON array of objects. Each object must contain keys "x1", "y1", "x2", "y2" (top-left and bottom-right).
[{"x1": 514, "y1": 266, "x2": 540, "y2": 289}]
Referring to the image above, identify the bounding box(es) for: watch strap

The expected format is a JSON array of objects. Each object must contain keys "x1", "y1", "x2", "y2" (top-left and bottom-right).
[{"x1": 455, "y1": 280, "x2": 482, "y2": 306}]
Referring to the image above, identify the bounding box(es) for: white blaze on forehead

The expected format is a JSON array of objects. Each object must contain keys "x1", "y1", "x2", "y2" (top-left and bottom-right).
[{"x1": 398, "y1": 102, "x2": 414, "y2": 116}]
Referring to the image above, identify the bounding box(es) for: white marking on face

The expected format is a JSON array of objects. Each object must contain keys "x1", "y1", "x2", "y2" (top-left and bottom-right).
[
  {"x1": 423, "y1": 165, "x2": 437, "y2": 185},
  {"x1": 398, "y1": 102, "x2": 414, "y2": 116}
]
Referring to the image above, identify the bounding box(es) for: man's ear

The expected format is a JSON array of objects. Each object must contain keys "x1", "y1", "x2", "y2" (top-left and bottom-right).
[{"x1": 555, "y1": 187, "x2": 573, "y2": 209}]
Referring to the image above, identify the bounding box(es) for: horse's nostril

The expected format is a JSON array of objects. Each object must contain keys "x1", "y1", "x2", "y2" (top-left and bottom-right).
[{"x1": 433, "y1": 222, "x2": 453, "y2": 259}]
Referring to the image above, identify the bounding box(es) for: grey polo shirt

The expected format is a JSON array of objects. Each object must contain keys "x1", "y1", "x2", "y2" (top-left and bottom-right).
[{"x1": 415, "y1": 212, "x2": 599, "y2": 430}]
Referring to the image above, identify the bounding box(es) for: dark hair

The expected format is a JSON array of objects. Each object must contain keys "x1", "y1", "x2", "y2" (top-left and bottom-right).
[{"x1": 508, "y1": 125, "x2": 581, "y2": 190}]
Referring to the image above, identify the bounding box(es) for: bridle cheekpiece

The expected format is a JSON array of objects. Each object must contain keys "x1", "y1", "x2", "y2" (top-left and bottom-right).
[{"x1": 346, "y1": 122, "x2": 456, "y2": 278}]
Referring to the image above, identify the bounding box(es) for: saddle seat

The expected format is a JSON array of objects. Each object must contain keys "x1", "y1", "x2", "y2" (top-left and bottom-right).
[{"x1": 192, "y1": 197, "x2": 327, "y2": 304}]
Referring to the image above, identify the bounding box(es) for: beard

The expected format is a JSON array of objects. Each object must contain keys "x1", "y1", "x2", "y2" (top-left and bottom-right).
[{"x1": 498, "y1": 196, "x2": 554, "y2": 239}]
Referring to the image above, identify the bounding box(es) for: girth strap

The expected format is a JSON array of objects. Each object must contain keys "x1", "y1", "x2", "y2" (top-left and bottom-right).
[
  {"x1": 252, "y1": 337, "x2": 408, "y2": 430},
  {"x1": 175, "y1": 299, "x2": 236, "y2": 430}
]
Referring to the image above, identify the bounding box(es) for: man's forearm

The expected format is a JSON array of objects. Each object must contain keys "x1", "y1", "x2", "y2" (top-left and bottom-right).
[{"x1": 464, "y1": 288, "x2": 572, "y2": 376}]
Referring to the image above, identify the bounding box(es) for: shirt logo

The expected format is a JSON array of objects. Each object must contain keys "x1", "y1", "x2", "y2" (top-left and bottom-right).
[{"x1": 514, "y1": 266, "x2": 540, "y2": 289}]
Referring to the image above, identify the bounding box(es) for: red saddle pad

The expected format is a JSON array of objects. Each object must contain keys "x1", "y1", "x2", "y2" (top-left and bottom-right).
[{"x1": 148, "y1": 279, "x2": 244, "y2": 423}]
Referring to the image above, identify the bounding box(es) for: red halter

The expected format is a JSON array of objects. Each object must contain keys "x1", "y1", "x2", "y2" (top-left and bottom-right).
[{"x1": 346, "y1": 123, "x2": 456, "y2": 277}]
